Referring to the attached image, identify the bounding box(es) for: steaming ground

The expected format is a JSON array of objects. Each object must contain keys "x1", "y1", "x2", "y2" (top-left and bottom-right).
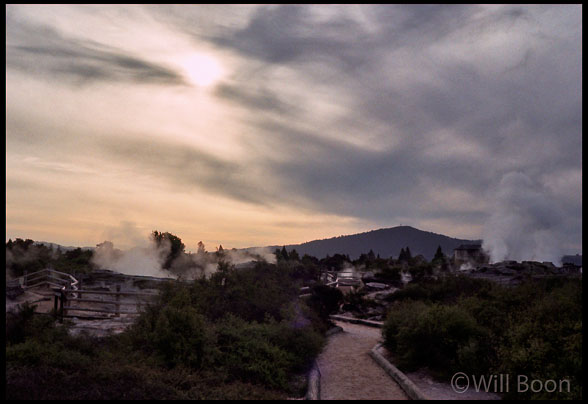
[
  {"x1": 91, "y1": 239, "x2": 276, "y2": 280},
  {"x1": 482, "y1": 171, "x2": 573, "y2": 265}
]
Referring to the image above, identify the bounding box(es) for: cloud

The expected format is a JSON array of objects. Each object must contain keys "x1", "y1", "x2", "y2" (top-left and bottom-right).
[
  {"x1": 95, "y1": 134, "x2": 277, "y2": 206},
  {"x1": 6, "y1": 12, "x2": 186, "y2": 86},
  {"x1": 209, "y1": 5, "x2": 371, "y2": 70},
  {"x1": 6, "y1": 5, "x2": 582, "y2": 255},
  {"x1": 198, "y1": 5, "x2": 580, "y2": 242},
  {"x1": 214, "y1": 82, "x2": 299, "y2": 115}
]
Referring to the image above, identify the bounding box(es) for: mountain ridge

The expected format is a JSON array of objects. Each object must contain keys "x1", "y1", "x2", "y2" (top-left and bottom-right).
[{"x1": 246, "y1": 225, "x2": 482, "y2": 261}]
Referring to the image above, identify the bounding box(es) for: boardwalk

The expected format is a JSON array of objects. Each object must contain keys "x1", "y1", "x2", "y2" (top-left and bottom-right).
[{"x1": 317, "y1": 320, "x2": 409, "y2": 400}]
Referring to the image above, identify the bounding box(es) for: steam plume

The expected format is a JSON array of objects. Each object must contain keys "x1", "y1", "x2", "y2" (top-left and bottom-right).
[{"x1": 482, "y1": 172, "x2": 565, "y2": 265}]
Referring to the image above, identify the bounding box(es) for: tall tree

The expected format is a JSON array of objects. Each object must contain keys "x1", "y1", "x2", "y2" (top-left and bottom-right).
[
  {"x1": 152, "y1": 231, "x2": 185, "y2": 269},
  {"x1": 280, "y1": 246, "x2": 289, "y2": 261},
  {"x1": 216, "y1": 245, "x2": 225, "y2": 259},
  {"x1": 289, "y1": 249, "x2": 300, "y2": 261},
  {"x1": 405, "y1": 246, "x2": 412, "y2": 260},
  {"x1": 434, "y1": 245, "x2": 444, "y2": 261},
  {"x1": 197, "y1": 241, "x2": 206, "y2": 255}
]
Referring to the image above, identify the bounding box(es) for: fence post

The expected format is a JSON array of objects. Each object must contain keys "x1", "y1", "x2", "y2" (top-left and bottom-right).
[
  {"x1": 78, "y1": 277, "x2": 82, "y2": 299},
  {"x1": 54, "y1": 293, "x2": 59, "y2": 319},
  {"x1": 59, "y1": 290, "x2": 65, "y2": 323},
  {"x1": 115, "y1": 285, "x2": 121, "y2": 317},
  {"x1": 64, "y1": 288, "x2": 70, "y2": 318}
]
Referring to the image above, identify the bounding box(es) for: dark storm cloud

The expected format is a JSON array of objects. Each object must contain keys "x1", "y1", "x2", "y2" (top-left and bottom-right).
[
  {"x1": 6, "y1": 13, "x2": 185, "y2": 86},
  {"x1": 251, "y1": 119, "x2": 495, "y2": 223},
  {"x1": 186, "y1": 4, "x2": 580, "y2": 249},
  {"x1": 209, "y1": 5, "x2": 370, "y2": 71}
]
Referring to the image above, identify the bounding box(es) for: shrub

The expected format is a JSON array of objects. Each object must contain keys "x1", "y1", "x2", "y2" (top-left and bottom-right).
[
  {"x1": 307, "y1": 284, "x2": 343, "y2": 321},
  {"x1": 384, "y1": 302, "x2": 486, "y2": 377},
  {"x1": 374, "y1": 265, "x2": 402, "y2": 284},
  {"x1": 213, "y1": 315, "x2": 296, "y2": 390},
  {"x1": 407, "y1": 263, "x2": 433, "y2": 282},
  {"x1": 382, "y1": 276, "x2": 582, "y2": 399},
  {"x1": 129, "y1": 285, "x2": 210, "y2": 369},
  {"x1": 6, "y1": 254, "x2": 333, "y2": 400},
  {"x1": 386, "y1": 275, "x2": 494, "y2": 304}
]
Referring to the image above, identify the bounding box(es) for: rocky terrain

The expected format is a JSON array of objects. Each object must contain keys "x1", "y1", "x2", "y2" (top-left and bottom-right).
[
  {"x1": 336, "y1": 260, "x2": 582, "y2": 322},
  {"x1": 463, "y1": 260, "x2": 582, "y2": 286}
]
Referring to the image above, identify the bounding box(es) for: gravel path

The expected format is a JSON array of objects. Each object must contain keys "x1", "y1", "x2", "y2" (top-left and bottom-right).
[{"x1": 317, "y1": 321, "x2": 409, "y2": 400}]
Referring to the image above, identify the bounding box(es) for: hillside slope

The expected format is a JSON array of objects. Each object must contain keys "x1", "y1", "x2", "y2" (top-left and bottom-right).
[{"x1": 263, "y1": 226, "x2": 480, "y2": 260}]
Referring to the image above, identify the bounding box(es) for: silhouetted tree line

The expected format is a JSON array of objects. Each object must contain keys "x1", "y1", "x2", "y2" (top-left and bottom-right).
[{"x1": 6, "y1": 238, "x2": 94, "y2": 277}]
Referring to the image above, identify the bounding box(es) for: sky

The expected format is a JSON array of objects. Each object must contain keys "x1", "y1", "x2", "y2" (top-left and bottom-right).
[{"x1": 6, "y1": 4, "x2": 582, "y2": 257}]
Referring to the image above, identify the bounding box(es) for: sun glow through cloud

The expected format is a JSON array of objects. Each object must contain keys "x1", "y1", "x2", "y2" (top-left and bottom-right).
[{"x1": 181, "y1": 53, "x2": 224, "y2": 87}]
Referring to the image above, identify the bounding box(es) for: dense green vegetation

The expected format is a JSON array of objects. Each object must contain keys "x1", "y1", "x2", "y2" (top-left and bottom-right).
[
  {"x1": 382, "y1": 275, "x2": 582, "y2": 400},
  {"x1": 6, "y1": 238, "x2": 94, "y2": 277},
  {"x1": 6, "y1": 258, "x2": 340, "y2": 399},
  {"x1": 6, "y1": 236, "x2": 582, "y2": 400}
]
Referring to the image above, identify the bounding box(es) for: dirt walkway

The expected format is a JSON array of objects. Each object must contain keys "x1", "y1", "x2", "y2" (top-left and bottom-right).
[{"x1": 316, "y1": 321, "x2": 409, "y2": 400}]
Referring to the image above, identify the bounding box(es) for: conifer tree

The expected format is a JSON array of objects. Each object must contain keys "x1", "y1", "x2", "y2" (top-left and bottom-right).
[
  {"x1": 280, "y1": 246, "x2": 289, "y2": 261},
  {"x1": 434, "y1": 245, "x2": 444, "y2": 261},
  {"x1": 405, "y1": 246, "x2": 412, "y2": 260},
  {"x1": 399, "y1": 247, "x2": 406, "y2": 261}
]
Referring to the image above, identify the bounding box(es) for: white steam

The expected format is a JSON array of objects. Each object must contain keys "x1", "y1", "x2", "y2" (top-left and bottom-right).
[
  {"x1": 482, "y1": 172, "x2": 565, "y2": 265},
  {"x1": 91, "y1": 238, "x2": 175, "y2": 279},
  {"x1": 230, "y1": 247, "x2": 277, "y2": 265},
  {"x1": 91, "y1": 234, "x2": 277, "y2": 279}
]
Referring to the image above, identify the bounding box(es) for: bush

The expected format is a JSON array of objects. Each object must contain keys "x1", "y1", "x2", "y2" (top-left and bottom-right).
[
  {"x1": 6, "y1": 256, "x2": 332, "y2": 399},
  {"x1": 129, "y1": 285, "x2": 210, "y2": 369},
  {"x1": 307, "y1": 284, "x2": 343, "y2": 320},
  {"x1": 341, "y1": 289, "x2": 380, "y2": 317},
  {"x1": 386, "y1": 275, "x2": 494, "y2": 304},
  {"x1": 384, "y1": 302, "x2": 484, "y2": 377},
  {"x1": 211, "y1": 314, "x2": 323, "y2": 392},
  {"x1": 374, "y1": 265, "x2": 402, "y2": 284},
  {"x1": 189, "y1": 261, "x2": 302, "y2": 323},
  {"x1": 407, "y1": 263, "x2": 433, "y2": 282},
  {"x1": 382, "y1": 277, "x2": 582, "y2": 399}
]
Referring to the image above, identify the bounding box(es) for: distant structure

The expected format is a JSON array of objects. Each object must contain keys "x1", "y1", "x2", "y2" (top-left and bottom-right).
[{"x1": 453, "y1": 244, "x2": 489, "y2": 268}]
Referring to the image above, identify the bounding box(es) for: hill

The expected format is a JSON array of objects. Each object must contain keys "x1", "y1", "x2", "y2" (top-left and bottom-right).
[
  {"x1": 258, "y1": 226, "x2": 481, "y2": 261},
  {"x1": 35, "y1": 241, "x2": 95, "y2": 251}
]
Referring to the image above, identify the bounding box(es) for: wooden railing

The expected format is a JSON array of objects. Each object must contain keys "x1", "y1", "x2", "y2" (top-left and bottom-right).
[
  {"x1": 53, "y1": 286, "x2": 159, "y2": 322},
  {"x1": 298, "y1": 272, "x2": 340, "y2": 298},
  {"x1": 23, "y1": 268, "x2": 78, "y2": 294},
  {"x1": 325, "y1": 272, "x2": 339, "y2": 287},
  {"x1": 21, "y1": 268, "x2": 160, "y2": 322}
]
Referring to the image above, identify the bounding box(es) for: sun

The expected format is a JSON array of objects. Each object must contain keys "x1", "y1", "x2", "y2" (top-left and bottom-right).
[{"x1": 182, "y1": 53, "x2": 224, "y2": 87}]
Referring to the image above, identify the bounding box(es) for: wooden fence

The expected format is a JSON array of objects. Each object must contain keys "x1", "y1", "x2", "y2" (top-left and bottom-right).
[
  {"x1": 23, "y1": 268, "x2": 78, "y2": 290},
  {"x1": 325, "y1": 272, "x2": 339, "y2": 287},
  {"x1": 54, "y1": 286, "x2": 159, "y2": 322},
  {"x1": 21, "y1": 268, "x2": 159, "y2": 321},
  {"x1": 22, "y1": 268, "x2": 79, "y2": 295},
  {"x1": 298, "y1": 272, "x2": 340, "y2": 298}
]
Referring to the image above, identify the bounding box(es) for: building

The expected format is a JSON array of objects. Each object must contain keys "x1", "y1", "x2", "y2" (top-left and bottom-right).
[{"x1": 453, "y1": 244, "x2": 489, "y2": 268}]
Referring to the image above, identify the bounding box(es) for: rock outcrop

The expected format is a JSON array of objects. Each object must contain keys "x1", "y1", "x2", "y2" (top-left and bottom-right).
[{"x1": 463, "y1": 261, "x2": 581, "y2": 285}]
